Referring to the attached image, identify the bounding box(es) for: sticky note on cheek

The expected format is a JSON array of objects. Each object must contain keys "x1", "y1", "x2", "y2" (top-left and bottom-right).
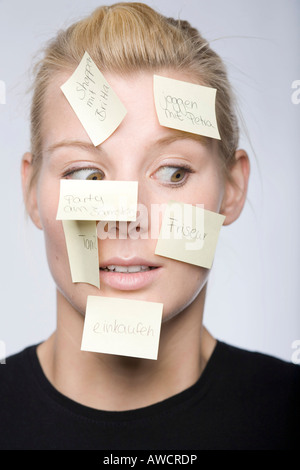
[
  {"x1": 56, "y1": 179, "x2": 138, "y2": 221},
  {"x1": 60, "y1": 51, "x2": 127, "y2": 146},
  {"x1": 155, "y1": 201, "x2": 225, "y2": 269},
  {"x1": 62, "y1": 220, "x2": 100, "y2": 288},
  {"x1": 81, "y1": 296, "x2": 163, "y2": 360},
  {"x1": 153, "y1": 75, "x2": 220, "y2": 140}
]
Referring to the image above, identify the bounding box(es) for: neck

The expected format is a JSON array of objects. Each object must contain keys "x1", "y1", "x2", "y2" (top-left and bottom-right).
[{"x1": 37, "y1": 286, "x2": 215, "y2": 411}]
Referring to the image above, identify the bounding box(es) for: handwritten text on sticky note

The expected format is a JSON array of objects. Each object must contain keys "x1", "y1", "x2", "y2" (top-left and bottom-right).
[
  {"x1": 155, "y1": 201, "x2": 225, "y2": 269},
  {"x1": 61, "y1": 51, "x2": 127, "y2": 146},
  {"x1": 62, "y1": 220, "x2": 99, "y2": 288},
  {"x1": 56, "y1": 179, "x2": 138, "y2": 221},
  {"x1": 153, "y1": 75, "x2": 220, "y2": 140},
  {"x1": 81, "y1": 296, "x2": 163, "y2": 360}
]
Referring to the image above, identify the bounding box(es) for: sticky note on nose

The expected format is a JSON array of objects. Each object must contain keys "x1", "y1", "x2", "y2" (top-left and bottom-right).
[
  {"x1": 155, "y1": 201, "x2": 225, "y2": 269},
  {"x1": 153, "y1": 75, "x2": 220, "y2": 140},
  {"x1": 56, "y1": 179, "x2": 138, "y2": 221},
  {"x1": 81, "y1": 296, "x2": 163, "y2": 360},
  {"x1": 60, "y1": 51, "x2": 127, "y2": 146}
]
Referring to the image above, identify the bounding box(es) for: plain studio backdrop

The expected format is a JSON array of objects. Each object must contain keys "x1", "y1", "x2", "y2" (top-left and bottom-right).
[{"x1": 0, "y1": 0, "x2": 299, "y2": 362}]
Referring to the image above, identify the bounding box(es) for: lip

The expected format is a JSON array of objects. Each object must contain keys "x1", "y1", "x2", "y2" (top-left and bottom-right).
[{"x1": 99, "y1": 257, "x2": 163, "y2": 291}]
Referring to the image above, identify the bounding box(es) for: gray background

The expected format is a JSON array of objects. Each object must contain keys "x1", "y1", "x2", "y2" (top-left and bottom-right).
[{"x1": 0, "y1": 0, "x2": 299, "y2": 361}]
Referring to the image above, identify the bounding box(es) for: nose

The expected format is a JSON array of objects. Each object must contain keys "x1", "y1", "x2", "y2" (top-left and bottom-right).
[
  {"x1": 96, "y1": 176, "x2": 166, "y2": 242},
  {"x1": 96, "y1": 204, "x2": 149, "y2": 241}
]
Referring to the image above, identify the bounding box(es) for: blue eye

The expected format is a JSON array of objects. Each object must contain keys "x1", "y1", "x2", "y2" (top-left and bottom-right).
[
  {"x1": 65, "y1": 168, "x2": 105, "y2": 180},
  {"x1": 154, "y1": 166, "x2": 192, "y2": 185}
]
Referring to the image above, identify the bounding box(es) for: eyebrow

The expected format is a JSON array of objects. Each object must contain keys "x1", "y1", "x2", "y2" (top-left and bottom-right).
[
  {"x1": 45, "y1": 140, "x2": 101, "y2": 155},
  {"x1": 152, "y1": 131, "x2": 210, "y2": 149},
  {"x1": 45, "y1": 131, "x2": 210, "y2": 156}
]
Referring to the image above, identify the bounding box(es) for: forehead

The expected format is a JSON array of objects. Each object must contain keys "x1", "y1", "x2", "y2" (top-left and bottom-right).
[{"x1": 41, "y1": 69, "x2": 211, "y2": 152}]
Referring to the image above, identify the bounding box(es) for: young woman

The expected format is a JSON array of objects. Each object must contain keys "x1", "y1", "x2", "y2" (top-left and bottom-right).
[{"x1": 0, "y1": 2, "x2": 299, "y2": 450}]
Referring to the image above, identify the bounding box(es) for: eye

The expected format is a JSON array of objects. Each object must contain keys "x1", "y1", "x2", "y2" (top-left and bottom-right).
[
  {"x1": 170, "y1": 168, "x2": 186, "y2": 183},
  {"x1": 152, "y1": 165, "x2": 193, "y2": 185},
  {"x1": 64, "y1": 168, "x2": 105, "y2": 181}
]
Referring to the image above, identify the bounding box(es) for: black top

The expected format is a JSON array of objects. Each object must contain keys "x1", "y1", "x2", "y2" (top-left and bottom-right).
[{"x1": 0, "y1": 341, "x2": 299, "y2": 450}]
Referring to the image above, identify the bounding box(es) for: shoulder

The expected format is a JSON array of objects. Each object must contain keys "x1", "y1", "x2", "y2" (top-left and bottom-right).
[
  {"x1": 0, "y1": 345, "x2": 38, "y2": 397},
  {"x1": 201, "y1": 342, "x2": 300, "y2": 449},
  {"x1": 213, "y1": 341, "x2": 300, "y2": 422},
  {"x1": 215, "y1": 341, "x2": 300, "y2": 397},
  {"x1": 219, "y1": 341, "x2": 299, "y2": 372},
  {"x1": 0, "y1": 344, "x2": 50, "y2": 449},
  {"x1": 217, "y1": 340, "x2": 300, "y2": 377},
  {"x1": 1, "y1": 344, "x2": 36, "y2": 367}
]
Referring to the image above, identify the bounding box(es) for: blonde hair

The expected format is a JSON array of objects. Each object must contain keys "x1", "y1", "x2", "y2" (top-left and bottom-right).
[{"x1": 29, "y1": 2, "x2": 239, "y2": 187}]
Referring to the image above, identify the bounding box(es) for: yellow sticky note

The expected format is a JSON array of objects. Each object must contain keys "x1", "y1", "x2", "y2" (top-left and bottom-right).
[
  {"x1": 56, "y1": 179, "x2": 138, "y2": 221},
  {"x1": 62, "y1": 220, "x2": 100, "y2": 288},
  {"x1": 153, "y1": 75, "x2": 220, "y2": 140},
  {"x1": 81, "y1": 296, "x2": 163, "y2": 360},
  {"x1": 61, "y1": 51, "x2": 127, "y2": 146},
  {"x1": 155, "y1": 201, "x2": 225, "y2": 269}
]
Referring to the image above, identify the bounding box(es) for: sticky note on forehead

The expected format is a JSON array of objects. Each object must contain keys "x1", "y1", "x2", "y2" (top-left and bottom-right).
[
  {"x1": 153, "y1": 75, "x2": 220, "y2": 140},
  {"x1": 155, "y1": 201, "x2": 225, "y2": 269},
  {"x1": 62, "y1": 220, "x2": 100, "y2": 288},
  {"x1": 60, "y1": 51, "x2": 127, "y2": 146},
  {"x1": 81, "y1": 296, "x2": 163, "y2": 360},
  {"x1": 56, "y1": 179, "x2": 138, "y2": 221}
]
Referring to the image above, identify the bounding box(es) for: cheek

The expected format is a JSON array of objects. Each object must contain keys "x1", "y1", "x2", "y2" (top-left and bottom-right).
[
  {"x1": 43, "y1": 219, "x2": 69, "y2": 283},
  {"x1": 159, "y1": 261, "x2": 208, "y2": 322},
  {"x1": 37, "y1": 180, "x2": 70, "y2": 286}
]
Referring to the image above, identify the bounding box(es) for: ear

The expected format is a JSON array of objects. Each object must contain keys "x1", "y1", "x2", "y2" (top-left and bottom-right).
[
  {"x1": 220, "y1": 149, "x2": 250, "y2": 226},
  {"x1": 21, "y1": 152, "x2": 43, "y2": 230}
]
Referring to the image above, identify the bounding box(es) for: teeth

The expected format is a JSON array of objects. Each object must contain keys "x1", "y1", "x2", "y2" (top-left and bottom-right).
[
  {"x1": 102, "y1": 265, "x2": 153, "y2": 273},
  {"x1": 128, "y1": 265, "x2": 149, "y2": 273}
]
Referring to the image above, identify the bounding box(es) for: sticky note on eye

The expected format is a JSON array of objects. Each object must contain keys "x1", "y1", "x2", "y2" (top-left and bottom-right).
[
  {"x1": 62, "y1": 220, "x2": 100, "y2": 288},
  {"x1": 56, "y1": 179, "x2": 138, "y2": 221},
  {"x1": 155, "y1": 201, "x2": 225, "y2": 269},
  {"x1": 153, "y1": 75, "x2": 220, "y2": 140},
  {"x1": 81, "y1": 296, "x2": 163, "y2": 360},
  {"x1": 60, "y1": 51, "x2": 127, "y2": 146}
]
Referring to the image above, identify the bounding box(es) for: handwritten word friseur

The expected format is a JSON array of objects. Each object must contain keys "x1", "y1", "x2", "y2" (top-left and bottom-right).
[{"x1": 167, "y1": 216, "x2": 208, "y2": 241}]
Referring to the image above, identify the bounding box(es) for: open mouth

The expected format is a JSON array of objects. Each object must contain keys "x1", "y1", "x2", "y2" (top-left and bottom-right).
[
  {"x1": 100, "y1": 265, "x2": 157, "y2": 273},
  {"x1": 99, "y1": 260, "x2": 161, "y2": 290}
]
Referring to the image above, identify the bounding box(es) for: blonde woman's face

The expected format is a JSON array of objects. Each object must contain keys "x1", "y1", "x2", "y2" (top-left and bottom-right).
[{"x1": 32, "y1": 71, "x2": 226, "y2": 321}]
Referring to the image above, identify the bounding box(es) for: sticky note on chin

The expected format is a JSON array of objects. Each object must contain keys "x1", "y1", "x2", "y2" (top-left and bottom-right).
[
  {"x1": 81, "y1": 296, "x2": 163, "y2": 360},
  {"x1": 153, "y1": 75, "x2": 220, "y2": 140},
  {"x1": 61, "y1": 51, "x2": 127, "y2": 146},
  {"x1": 155, "y1": 201, "x2": 225, "y2": 269},
  {"x1": 62, "y1": 220, "x2": 100, "y2": 288},
  {"x1": 56, "y1": 179, "x2": 138, "y2": 221}
]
